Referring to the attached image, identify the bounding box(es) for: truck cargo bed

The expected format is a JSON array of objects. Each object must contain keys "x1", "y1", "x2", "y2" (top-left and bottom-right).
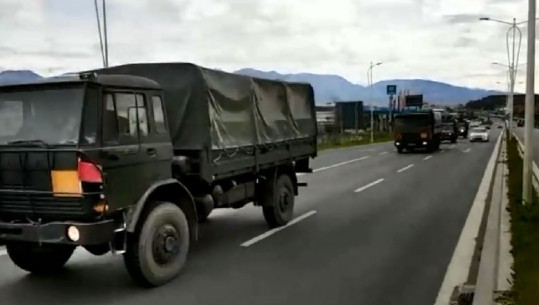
[{"x1": 93, "y1": 63, "x2": 317, "y2": 181}]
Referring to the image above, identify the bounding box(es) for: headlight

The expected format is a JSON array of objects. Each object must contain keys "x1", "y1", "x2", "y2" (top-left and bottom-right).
[{"x1": 420, "y1": 132, "x2": 428, "y2": 139}]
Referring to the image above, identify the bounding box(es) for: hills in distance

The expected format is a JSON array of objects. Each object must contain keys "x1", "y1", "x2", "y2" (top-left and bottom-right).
[{"x1": 0, "y1": 68, "x2": 500, "y2": 106}]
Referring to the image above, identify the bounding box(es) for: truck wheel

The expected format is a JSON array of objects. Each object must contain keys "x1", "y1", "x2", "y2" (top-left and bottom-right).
[
  {"x1": 397, "y1": 147, "x2": 403, "y2": 154},
  {"x1": 262, "y1": 174, "x2": 295, "y2": 228},
  {"x1": 124, "y1": 202, "x2": 190, "y2": 288},
  {"x1": 6, "y1": 242, "x2": 75, "y2": 274}
]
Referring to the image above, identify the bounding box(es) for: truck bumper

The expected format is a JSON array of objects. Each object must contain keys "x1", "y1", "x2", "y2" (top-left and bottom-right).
[
  {"x1": 0, "y1": 219, "x2": 116, "y2": 246},
  {"x1": 394, "y1": 140, "x2": 431, "y2": 148}
]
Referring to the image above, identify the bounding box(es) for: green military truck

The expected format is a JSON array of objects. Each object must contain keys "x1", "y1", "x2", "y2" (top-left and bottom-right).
[
  {"x1": 393, "y1": 109, "x2": 442, "y2": 153},
  {"x1": 0, "y1": 63, "x2": 317, "y2": 287}
]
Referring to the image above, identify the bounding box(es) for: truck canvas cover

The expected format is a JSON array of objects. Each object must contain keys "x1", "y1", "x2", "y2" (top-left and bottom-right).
[{"x1": 92, "y1": 63, "x2": 317, "y2": 151}]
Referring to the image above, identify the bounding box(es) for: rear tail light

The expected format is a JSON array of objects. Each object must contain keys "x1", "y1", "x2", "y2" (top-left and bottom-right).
[{"x1": 78, "y1": 159, "x2": 102, "y2": 183}]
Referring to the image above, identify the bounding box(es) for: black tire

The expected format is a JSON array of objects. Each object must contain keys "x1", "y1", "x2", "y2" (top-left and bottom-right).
[
  {"x1": 124, "y1": 202, "x2": 190, "y2": 288},
  {"x1": 397, "y1": 147, "x2": 403, "y2": 154},
  {"x1": 262, "y1": 174, "x2": 295, "y2": 228},
  {"x1": 6, "y1": 242, "x2": 75, "y2": 274}
]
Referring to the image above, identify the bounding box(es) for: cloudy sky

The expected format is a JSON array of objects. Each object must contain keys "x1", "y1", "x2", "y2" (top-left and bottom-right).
[{"x1": 0, "y1": 0, "x2": 535, "y2": 91}]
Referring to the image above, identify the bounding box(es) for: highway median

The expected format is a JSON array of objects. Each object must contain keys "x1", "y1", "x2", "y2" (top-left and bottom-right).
[{"x1": 499, "y1": 136, "x2": 539, "y2": 304}]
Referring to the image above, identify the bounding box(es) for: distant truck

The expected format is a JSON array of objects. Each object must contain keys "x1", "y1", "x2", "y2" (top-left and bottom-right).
[
  {"x1": 440, "y1": 114, "x2": 458, "y2": 143},
  {"x1": 0, "y1": 63, "x2": 318, "y2": 287},
  {"x1": 393, "y1": 109, "x2": 442, "y2": 153},
  {"x1": 457, "y1": 120, "x2": 469, "y2": 138}
]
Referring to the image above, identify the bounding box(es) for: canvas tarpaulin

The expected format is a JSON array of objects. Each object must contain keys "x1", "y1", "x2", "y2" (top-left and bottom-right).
[{"x1": 93, "y1": 63, "x2": 316, "y2": 151}]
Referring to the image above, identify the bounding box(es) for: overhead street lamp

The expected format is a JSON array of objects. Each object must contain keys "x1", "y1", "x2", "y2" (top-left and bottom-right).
[
  {"x1": 479, "y1": 17, "x2": 524, "y2": 139},
  {"x1": 367, "y1": 61, "x2": 383, "y2": 143}
]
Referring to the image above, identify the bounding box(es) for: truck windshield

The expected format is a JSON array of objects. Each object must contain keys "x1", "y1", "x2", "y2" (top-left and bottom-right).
[
  {"x1": 0, "y1": 87, "x2": 84, "y2": 146},
  {"x1": 394, "y1": 115, "x2": 430, "y2": 130}
]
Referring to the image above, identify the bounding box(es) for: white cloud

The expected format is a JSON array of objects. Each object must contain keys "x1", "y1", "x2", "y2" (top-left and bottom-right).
[{"x1": 0, "y1": 0, "x2": 535, "y2": 92}]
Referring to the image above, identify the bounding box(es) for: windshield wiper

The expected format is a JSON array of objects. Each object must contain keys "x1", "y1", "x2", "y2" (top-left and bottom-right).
[{"x1": 6, "y1": 139, "x2": 50, "y2": 147}]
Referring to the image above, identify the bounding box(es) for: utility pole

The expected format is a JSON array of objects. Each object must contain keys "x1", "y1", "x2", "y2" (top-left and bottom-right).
[
  {"x1": 523, "y1": 0, "x2": 536, "y2": 204},
  {"x1": 103, "y1": 0, "x2": 109, "y2": 67},
  {"x1": 367, "y1": 61, "x2": 383, "y2": 143}
]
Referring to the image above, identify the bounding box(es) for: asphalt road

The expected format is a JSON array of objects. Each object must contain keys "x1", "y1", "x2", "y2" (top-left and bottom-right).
[
  {"x1": 514, "y1": 127, "x2": 539, "y2": 165},
  {"x1": 0, "y1": 132, "x2": 500, "y2": 305}
]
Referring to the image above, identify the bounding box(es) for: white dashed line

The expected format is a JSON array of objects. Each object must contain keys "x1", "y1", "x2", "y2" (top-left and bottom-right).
[
  {"x1": 312, "y1": 156, "x2": 370, "y2": 173},
  {"x1": 0, "y1": 247, "x2": 6, "y2": 257},
  {"x1": 397, "y1": 164, "x2": 415, "y2": 173},
  {"x1": 354, "y1": 178, "x2": 385, "y2": 193},
  {"x1": 440, "y1": 149, "x2": 446, "y2": 153},
  {"x1": 240, "y1": 210, "x2": 317, "y2": 247},
  {"x1": 463, "y1": 147, "x2": 471, "y2": 153},
  {"x1": 423, "y1": 155, "x2": 433, "y2": 161},
  {"x1": 379, "y1": 151, "x2": 388, "y2": 155}
]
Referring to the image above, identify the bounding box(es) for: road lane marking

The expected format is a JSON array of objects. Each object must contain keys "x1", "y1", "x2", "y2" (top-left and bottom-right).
[
  {"x1": 440, "y1": 149, "x2": 446, "y2": 153},
  {"x1": 434, "y1": 132, "x2": 503, "y2": 305},
  {"x1": 423, "y1": 155, "x2": 432, "y2": 161},
  {"x1": 240, "y1": 210, "x2": 317, "y2": 247},
  {"x1": 354, "y1": 178, "x2": 385, "y2": 193},
  {"x1": 463, "y1": 147, "x2": 471, "y2": 153},
  {"x1": 397, "y1": 164, "x2": 414, "y2": 173},
  {"x1": 312, "y1": 156, "x2": 370, "y2": 173},
  {"x1": 297, "y1": 155, "x2": 372, "y2": 177},
  {"x1": 0, "y1": 247, "x2": 6, "y2": 257},
  {"x1": 379, "y1": 151, "x2": 388, "y2": 155}
]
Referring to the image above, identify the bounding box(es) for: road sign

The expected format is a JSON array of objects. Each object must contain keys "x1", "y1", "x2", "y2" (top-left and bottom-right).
[{"x1": 386, "y1": 85, "x2": 397, "y2": 95}]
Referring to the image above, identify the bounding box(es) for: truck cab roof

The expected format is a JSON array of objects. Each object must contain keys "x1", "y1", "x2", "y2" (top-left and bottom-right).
[{"x1": 0, "y1": 73, "x2": 162, "y2": 91}]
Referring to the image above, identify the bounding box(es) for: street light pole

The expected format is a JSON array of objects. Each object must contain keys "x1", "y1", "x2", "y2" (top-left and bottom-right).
[
  {"x1": 367, "y1": 61, "x2": 383, "y2": 143},
  {"x1": 523, "y1": 0, "x2": 536, "y2": 204},
  {"x1": 480, "y1": 17, "x2": 523, "y2": 139}
]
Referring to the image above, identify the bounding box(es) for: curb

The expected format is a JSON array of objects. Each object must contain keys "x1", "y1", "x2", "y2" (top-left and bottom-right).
[{"x1": 472, "y1": 135, "x2": 512, "y2": 305}]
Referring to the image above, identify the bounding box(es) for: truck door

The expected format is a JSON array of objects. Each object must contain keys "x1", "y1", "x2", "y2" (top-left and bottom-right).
[{"x1": 99, "y1": 91, "x2": 160, "y2": 212}]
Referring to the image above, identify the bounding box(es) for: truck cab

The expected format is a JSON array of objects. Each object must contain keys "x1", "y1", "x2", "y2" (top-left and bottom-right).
[
  {"x1": 0, "y1": 72, "x2": 197, "y2": 287},
  {"x1": 393, "y1": 110, "x2": 442, "y2": 153}
]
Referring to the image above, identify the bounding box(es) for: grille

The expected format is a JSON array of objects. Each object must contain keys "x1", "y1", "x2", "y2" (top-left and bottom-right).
[
  {"x1": 401, "y1": 133, "x2": 421, "y2": 142},
  {"x1": 0, "y1": 192, "x2": 85, "y2": 219}
]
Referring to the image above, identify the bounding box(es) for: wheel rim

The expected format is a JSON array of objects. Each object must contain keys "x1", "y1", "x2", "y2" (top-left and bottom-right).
[
  {"x1": 152, "y1": 224, "x2": 181, "y2": 266},
  {"x1": 278, "y1": 189, "x2": 292, "y2": 213}
]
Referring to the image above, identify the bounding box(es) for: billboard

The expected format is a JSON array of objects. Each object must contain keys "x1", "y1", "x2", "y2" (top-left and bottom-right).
[
  {"x1": 335, "y1": 101, "x2": 364, "y2": 131},
  {"x1": 405, "y1": 94, "x2": 423, "y2": 107}
]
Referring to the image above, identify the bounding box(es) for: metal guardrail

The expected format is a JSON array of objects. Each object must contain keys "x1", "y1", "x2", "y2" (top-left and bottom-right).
[{"x1": 512, "y1": 132, "x2": 539, "y2": 191}]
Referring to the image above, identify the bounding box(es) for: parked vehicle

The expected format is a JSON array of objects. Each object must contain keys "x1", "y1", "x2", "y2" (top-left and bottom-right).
[
  {"x1": 393, "y1": 109, "x2": 442, "y2": 153},
  {"x1": 0, "y1": 63, "x2": 318, "y2": 287},
  {"x1": 469, "y1": 127, "x2": 490, "y2": 142}
]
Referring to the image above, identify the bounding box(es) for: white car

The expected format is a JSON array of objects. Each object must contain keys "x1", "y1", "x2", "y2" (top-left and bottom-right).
[{"x1": 469, "y1": 127, "x2": 489, "y2": 142}]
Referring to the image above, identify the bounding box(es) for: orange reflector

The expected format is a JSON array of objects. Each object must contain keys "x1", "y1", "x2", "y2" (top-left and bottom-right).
[
  {"x1": 51, "y1": 170, "x2": 82, "y2": 197},
  {"x1": 93, "y1": 201, "x2": 108, "y2": 213}
]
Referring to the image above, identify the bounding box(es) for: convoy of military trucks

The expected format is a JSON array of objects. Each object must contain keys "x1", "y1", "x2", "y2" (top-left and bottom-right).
[{"x1": 0, "y1": 62, "x2": 492, "y2": 287}]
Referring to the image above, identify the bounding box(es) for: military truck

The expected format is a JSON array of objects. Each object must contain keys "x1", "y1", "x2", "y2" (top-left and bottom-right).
[
  {"x1": 440, "y1": 114, "x2": 458, "y2": 143},
  {"x1": 393, "y1": 109, "x2": 442, "y2": 153},
  {"x1": 0, "y1": 63, "x2": 317, "y2": 287}
]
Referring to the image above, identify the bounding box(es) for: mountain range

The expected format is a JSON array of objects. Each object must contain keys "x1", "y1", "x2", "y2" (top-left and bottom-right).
[{"x1": 0, "y1": 68, "x2": 500, "y2": 106}]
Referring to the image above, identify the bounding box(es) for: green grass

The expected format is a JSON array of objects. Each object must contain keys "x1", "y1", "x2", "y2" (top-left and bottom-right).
[
  {"x1": 501, "y1": 136, "x2": 539, "y2": 305},
  {"x1": 317, "y1": 132, "x2": 392, "y2": 151}
]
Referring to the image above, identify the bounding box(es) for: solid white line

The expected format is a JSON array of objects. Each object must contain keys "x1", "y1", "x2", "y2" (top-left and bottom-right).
[
  {"x1": 240, "y1": 210, "x2": 317, "y2": 247},
  {"x1": 0, "y1": 247, "x2": 6, "y2": 257},
  {"x1": 397, "y1": 164, "x2": 414, "y2": 173},
  {"x1": 463, "y1": 147, "x2": 471, "y2": 153},
  {"x1": 354, "y1": 178, "x2": 385, "y2": 193},
  {"x1": 379, "y1": 151, "x2": 388, "y2": 155},
  {"x1": 434, "y1": 132, "x2": 503, "y2": 305},
  {"x1": 312, "y1": 156, "x2": 370, "y2": 173},
  {"x1": 423, "y1": 155, "x2": 433, "y2": 161}
]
